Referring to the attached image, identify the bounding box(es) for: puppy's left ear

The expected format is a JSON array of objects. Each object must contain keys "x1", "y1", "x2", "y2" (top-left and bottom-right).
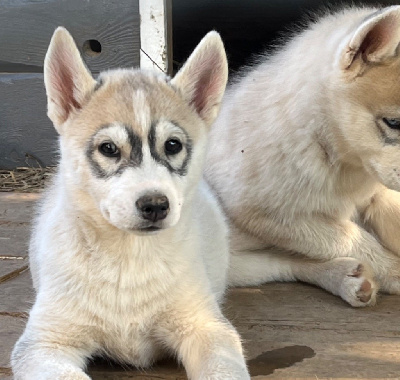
[
  {"x1": 44, "y1": 27, "x2": 96, "y2": 132},
  {"x1": 340, "y1": 6, "x2": 400, "y2": 72},
  {"x1": 171, "y1": 31, "x2": 228, "y2": 126}
]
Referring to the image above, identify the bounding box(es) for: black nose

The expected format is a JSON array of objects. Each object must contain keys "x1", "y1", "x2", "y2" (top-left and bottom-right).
[{"x1": 136, "y1": 194, "x2": 170, "y2": 222}]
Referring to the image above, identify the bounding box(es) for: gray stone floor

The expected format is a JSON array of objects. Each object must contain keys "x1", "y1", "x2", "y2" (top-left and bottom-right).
[{"x1": 1, "y1": 193, "x2": 400, "y2": 379}]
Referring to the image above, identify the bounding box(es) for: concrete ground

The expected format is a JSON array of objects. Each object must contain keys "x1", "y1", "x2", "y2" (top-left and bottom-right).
[{"x1": 1, "y1": 192, "x2": 400, "y2": 379}]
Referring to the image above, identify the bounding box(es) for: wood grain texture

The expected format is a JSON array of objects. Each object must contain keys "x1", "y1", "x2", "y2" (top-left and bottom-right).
[
  {"x1": 0, "y1": 0, "x2": 140, "y2": 74},
  {"x1": 139, "y1": 0, "x2": 172, "y2": 74},
  {"x1": 0, "y1": 315, "x2": 28, "y2": 368},
  {"x1": 0, "y1": 270, "x2": 34, "y2": 314},
  {"x1": 0, "y1": 261, "x2": 28, "y2": 283},
  {"x1": 0, "y1": 74, "x2": 57, "y2": 169},
  {"x1": 227, "y1": 285, "x2": 400, "y2": 378},
  {"x1": 0, "y1": 193, "x2": 36, "y2": 269}
]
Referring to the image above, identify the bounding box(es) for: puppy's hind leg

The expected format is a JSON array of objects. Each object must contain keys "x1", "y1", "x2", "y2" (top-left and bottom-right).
[{"x1": 228, "y1": 249, "x2": 378, "y2": 307}]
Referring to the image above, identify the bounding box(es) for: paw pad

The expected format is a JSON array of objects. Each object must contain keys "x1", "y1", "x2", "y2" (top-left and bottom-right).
[{"x1": 356, "y1": 280, "x2": 373, "y2": 303}]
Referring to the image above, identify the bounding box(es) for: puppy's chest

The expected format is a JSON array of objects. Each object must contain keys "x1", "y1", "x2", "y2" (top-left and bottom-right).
[
  {"x1": 76, "y1": 252, "x2": 181, "y2": 362},
  {"x1": 83, "y1": 252, "x2": 181, "y2": 320},
  {"x1": 67, "y1": 237, "x2": 195, "y2": 363}
]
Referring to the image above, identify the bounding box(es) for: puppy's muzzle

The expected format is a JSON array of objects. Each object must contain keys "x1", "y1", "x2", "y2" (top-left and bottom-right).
[{"x1": 136, "y1": 193, "x2": 170, "y2": 222}]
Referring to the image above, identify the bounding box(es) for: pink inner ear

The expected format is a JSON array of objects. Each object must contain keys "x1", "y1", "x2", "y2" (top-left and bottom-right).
[
  {"x1": 360, "y1": 14, "x2": 397, "y2": 58},
  {"x1": 191, "y1": 50, "x2": 223, "y2": 115},
  {"x1": 50, "y1": 49, "x2": 81, "y2": 115}
]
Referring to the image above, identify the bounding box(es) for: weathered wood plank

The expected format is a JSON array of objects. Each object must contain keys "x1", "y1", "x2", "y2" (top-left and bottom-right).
[
  {"x1": 140, "y1": 0, "x2": 172, "y2": 75},
  {"x1": 0, "y1": 269, "x2": 33, "y2": 315},
  {"x1": 0, "y1": 193, "x2": 38, "y2": 257},
  {"x1": 0, "y1": 315, "x2": 27, "y2": 368},
  {"x1": 0, "y1": 0, "x2": 140, "y2": 74},
  {"x1": 0, "y1": 193, "x2": 40, "y2": 223},
  {"x1": 227, "y1": 285, "x2": 400, "y2": 378},
  {"x1": 0, "y1": 260, "x2": 28, "y2": 283},
  {"x1": 0, "y1": 74, "x2": 57, "y2": 169}
]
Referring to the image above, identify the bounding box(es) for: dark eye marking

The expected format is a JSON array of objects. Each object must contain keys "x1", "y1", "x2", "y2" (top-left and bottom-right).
[
  {"x1": 94, "y1": 77, "x2": 104, "y2": 92},
  {"x1": 148, "y1": 121, "x2": 192, "y2": 176},
  {"x1": 383, "y1": 118, "x2": 400, "y2": 130},
  {"x1": 376, "y1": 119, "x2": 400, "y2": 146},
  {"x1": 99, "y1": 141, "x2": 120, "y2": 157},
  {"x1": 86, "y1": 124, "x2": 143, "y2": 178},
  {"x1": 165, "y1": 139, "x2": 182, "y2": 155},
  {"x1": 124, "y1": 126, "x2": 143, "y2": 166}
]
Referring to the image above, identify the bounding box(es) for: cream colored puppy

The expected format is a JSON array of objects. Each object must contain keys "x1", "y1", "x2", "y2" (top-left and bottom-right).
[
  {"x1": 11, "y1": 28, "x2": 249, "y2": 380},
  {"x1": 206, "y1": 6, "x2": 400, "y2": 307}
]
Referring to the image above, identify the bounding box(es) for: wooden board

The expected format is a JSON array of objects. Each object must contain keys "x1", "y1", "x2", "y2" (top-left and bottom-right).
[
  {"x1": 140, "y1": 0, "x2": 173, "y2": 75},
  {"x1": 0, "y1": 74, "x2": 56, "y2": 169},
  {"x1": 0, "y1": 315, "x2": 28, "y2": 368},
  {"x1": 0, "y1": 0, "x2": 140, "y2": 74}
]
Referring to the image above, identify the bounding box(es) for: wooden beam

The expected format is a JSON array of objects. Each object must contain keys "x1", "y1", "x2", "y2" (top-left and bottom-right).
[{"x1": 139, "y1": 0, "x2": 172, "y2": 75}]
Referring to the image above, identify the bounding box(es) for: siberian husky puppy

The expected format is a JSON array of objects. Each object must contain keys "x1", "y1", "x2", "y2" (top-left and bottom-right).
[
  {"x1": 11, "y1": 28, "x2": 249, "y2": 380},
  {"x1": 206, "y1": 6, "x2": 400, "y2": 307}
]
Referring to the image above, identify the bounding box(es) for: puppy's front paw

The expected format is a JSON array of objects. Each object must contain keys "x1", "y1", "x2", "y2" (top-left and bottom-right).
[
  {"x1": 199, "y1": 360, "x2": 250, "y2": 380},
  {"x1": 58, "y1": 372, "x2": 91, "y2": 380},
  {"x1": 13, "y1": 366, "x2": 91, "y2": 380},
  {"x1": 335, "y1": 258, "x2": 378, "y2": 307}
]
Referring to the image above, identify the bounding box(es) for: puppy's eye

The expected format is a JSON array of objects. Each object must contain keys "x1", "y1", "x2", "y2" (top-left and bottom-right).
[
  {"x1": 165, "y1": 139, "x2": 182, "y2": 155},
  {"x1": 99, "y1": 142, "x2": 120, "y2": 157},
  {"x1": 383, "y1": 118, "x2": 400, "y2": 130}
]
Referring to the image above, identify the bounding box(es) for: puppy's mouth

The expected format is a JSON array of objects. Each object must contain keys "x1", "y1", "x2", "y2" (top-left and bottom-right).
[
  {"x1": 139, "y1": 226, "x2": 161, "y2": 232},
  {"x1": 133, "y1": 224, "x2": 164, "y2": 235}
]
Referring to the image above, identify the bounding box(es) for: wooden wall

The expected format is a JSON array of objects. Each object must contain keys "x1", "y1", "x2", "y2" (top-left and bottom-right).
[{"x1": 0, "y1": 0, "x2": 140, "y2": 169}]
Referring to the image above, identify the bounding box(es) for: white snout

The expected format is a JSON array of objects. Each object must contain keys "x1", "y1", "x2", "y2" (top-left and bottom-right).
[{"x1": 99, "y1": 180, "x2": 183, "y2": 232}]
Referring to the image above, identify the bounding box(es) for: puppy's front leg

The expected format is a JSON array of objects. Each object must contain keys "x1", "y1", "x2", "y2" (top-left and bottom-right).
[
  {"x1": 361, "y1": 186, "x2": 400, "y2": 256},
  {"x1": 12, "y1": 344, "x2": 90, "y2": 380},
  {"x1": 157, "y1": 300, "x2": 250, "y2": 380},
  {"x1": 11, "y1": 311, "x2": 95, "y2": 380}
]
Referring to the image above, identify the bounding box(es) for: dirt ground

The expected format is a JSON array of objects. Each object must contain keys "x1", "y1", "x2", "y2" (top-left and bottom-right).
[{"x1": 1, "y1": 192, "x2": 400, "y2": 379}]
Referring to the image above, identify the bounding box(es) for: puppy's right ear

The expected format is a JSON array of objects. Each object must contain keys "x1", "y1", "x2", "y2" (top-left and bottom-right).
[
  {"x1": 171, "y1": 31, "x2": 228, "y2": 127},
  {"x1": 339, "y1": 6, "x2": 400, "y2": 74},
  {"x1": 44, "y1": 27, "x2": 96, "y2": 132}
]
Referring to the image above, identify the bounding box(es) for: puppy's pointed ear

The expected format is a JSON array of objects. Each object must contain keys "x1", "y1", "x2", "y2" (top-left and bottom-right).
[
  {"x1": 340, "y1": 6, "x2": 400, "y2": 72},
  {"x1": 44, "y1": 27, "x2": 96, "y2": 132},
  {"x1": 171, "y1": 31, "x2": 228, "y2": 126}
]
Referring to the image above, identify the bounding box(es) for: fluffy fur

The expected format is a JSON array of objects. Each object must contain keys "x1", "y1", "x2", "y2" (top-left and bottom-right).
[
  {"x1": 205, "y1": 6, "x2": 400, "y2": 307},
  {"x1": 11, "y1": 28, "x2": 250, "y2": 379}
]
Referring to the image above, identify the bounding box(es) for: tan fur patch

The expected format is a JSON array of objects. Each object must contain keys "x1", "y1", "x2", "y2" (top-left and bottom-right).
[{"x1": 63, "y1": 70, "x2": 204, "y2": 151}]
